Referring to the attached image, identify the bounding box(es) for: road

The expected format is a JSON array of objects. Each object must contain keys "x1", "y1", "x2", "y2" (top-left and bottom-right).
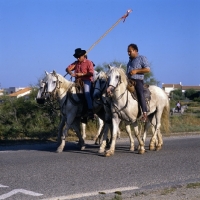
[{"x1": 0, "y1": 135, "x2": 200, "y2": 200}]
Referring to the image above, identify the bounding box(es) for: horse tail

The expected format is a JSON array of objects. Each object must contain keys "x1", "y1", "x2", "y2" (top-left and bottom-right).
[{"x1": 161, "y1": 99, "x2": 170, "y2": 134}]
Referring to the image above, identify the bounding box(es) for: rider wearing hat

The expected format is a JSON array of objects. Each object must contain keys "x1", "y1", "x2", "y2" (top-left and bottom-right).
[{"x1": 66, "y1": 48, "x2": 95, "y2": 120}]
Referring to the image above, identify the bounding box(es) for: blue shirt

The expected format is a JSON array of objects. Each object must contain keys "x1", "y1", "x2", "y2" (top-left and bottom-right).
[{"x1": 126, "y1": 55, "x2": 150, "y2": 80}]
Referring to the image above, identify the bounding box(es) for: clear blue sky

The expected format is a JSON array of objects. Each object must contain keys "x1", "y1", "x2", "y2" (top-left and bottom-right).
[{"x1": 0, "y1": 0, "x2": 200, "y2": 88}]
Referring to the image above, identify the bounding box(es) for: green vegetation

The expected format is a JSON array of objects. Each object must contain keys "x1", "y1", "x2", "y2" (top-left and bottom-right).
[
  {"x1": 186, "y1": 182, "x2": 200, "y2": 189},
  {"x1": 1, "y1": 87, "x2": 200, "y2": 143},
  {"x1": 0, "y1": 88, "x2": 60, "y2": 141}
]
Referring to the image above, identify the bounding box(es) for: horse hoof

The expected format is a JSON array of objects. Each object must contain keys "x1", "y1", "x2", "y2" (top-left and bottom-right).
[
  {"x1": 56, "y1": 148, "x2": 63, "y2": 153},
  {"x1": 81, "y1": 146, "x2": 85, "y2": 150},
  {"x1": 98, "y1": 149, "x2": 105, "y2": 154},
  {"x1": 149, "y1": 145, "x2": 155, "y2": 151},
  {"x1": 156, "y1": 146, "x2": 162, "y2": 151},
  {"x1": 130, "y1": 146, "x2": 134, "y2": 151},
  {"x1": 138, "y1": 149, "x2": 145, "y2": 154},
  {"x1": 104, "y1": 150, "x2": 114, "y2": 157}
]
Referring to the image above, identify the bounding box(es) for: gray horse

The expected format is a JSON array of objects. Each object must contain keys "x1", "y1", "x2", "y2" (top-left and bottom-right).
[{"x1": 36, "y1": 71, "x2": 85, "y2": 153}]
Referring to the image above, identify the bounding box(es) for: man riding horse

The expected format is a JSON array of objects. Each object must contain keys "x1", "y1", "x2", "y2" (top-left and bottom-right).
[
  {"x1": 126, "y1": 43, "x2": 151, "y2": 122},
  {"x1": 66, "y1": 48, "x2": 95, "y2": 120}
]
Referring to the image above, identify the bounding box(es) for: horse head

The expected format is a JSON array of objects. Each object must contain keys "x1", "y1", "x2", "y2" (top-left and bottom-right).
[
  {"x1": 93, "y1": 71, "x2": 108, "y2": 100},
  {"x1": 36, "y1": 79, "x2": 49, "y2": 104},
  {"x1": 106, "y1": 66, "x2": 126, "y2": 97}
]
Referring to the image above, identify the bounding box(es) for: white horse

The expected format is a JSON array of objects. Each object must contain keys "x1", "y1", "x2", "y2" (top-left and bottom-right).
[
  {"x1": 36, "y1": 70, "x2": 86, "y2": 153},
  {"x1": 93, "y1": 70, "x2": 135, "y2": 153},
  {"x1": 106, "y1": 66, "x2": 170, "y2": 156},
  {"x1": 36, "y1": 71, "x2": 110, "y2": 147},
  {"x1": 170, "y1": 105, "x2": 188, "y2": 115}
]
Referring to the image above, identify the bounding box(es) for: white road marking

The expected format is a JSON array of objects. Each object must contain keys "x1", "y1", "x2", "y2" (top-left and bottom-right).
[
  {"x1": 42, "y1": 186, "x2": 139, "y2": 200},
  {"x1": 0, "y1": 189, "x2": 43, "y2": 199},
  {"x1": 0, "y1": 185, "x2": 8, "y2": 188}
]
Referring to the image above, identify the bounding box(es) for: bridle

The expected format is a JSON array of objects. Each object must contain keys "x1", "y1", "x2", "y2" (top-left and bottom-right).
[
  {"x1": 107, "y1": 71, "x2": 130, "y2": 120},
  {"x1": 39, "y1": 73, "x2": 62, "y2": 110},
  {"x1": 93, "y1": 75, "x2": 110, "y2": 108}
]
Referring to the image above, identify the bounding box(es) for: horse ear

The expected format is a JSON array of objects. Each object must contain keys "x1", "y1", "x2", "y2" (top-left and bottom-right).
[
  {"x1": 45, "y1": 71, "x2": 49, "y2": 75},
  {"x1": 119, "y1": 64, "x2": 122, "y2": 68},
  {"x1": 53, "y1": 70, "x2": 56, "y2": 75},
  {"x1": 108, "y1": 65, "x2": 111, "y2": 70}
]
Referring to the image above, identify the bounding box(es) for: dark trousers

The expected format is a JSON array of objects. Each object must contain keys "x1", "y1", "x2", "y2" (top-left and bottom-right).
[{"x1": 134, "y1": 79, "x2": 147, "y2": 113}]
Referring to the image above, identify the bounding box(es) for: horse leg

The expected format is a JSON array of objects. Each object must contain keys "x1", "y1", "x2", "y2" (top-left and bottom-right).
[
  {"x1": 117, "y1": 128, "x2": 121, "y2": 139},
  {"x1": 56, "y1": 120, "x2": 68, "y2": 153},
  {"x1": 57, "y1": 116, "x2": 65, "y2": 145},
  {"x1": 105, "y1": 118, "x2": 120, "y2": 157},
  {"x1": 149, "y1": 112, "x2": 162, "y2": 151},
  {"x1": 81, "y1": 123, "x2": 86, "y2": 140},
  {"x1": 124, "y1": 123, "x2": 134, "y2": 151},
  {"x1": 132, "y1": 122, "x2": 145, "y2": 154},
  {"x1": 138, "y1": 121, "x2": 151, "y2": 151},
  {"x1": 94, "y1": 117, "x2": 104, "y2": 144},
  {"x1": 73, "y1": 120, "x2": 85, "y2": 150},
  {"x1": 156, "y1": 130, "x2": 163, "y2": 150},
  {"x1": 98, "y1": 123, "x2": 110, "y2": 153}
]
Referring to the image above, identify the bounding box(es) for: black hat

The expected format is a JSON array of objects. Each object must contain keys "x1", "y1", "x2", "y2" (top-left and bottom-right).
[{"x1": 73, "y1": 48, "x2": 86, "y2": 58}]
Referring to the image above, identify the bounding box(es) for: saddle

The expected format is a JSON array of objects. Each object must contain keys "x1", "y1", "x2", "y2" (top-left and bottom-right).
[
  {"x1": 127, "y1": 79, "x2": 151, "y2": 112},
  {"x1": 74, "y1": 78, "x2": 84, "y2": 93}
]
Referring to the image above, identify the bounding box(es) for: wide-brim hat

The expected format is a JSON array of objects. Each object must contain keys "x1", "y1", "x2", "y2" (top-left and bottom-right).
[{"x1": 73, "y1": 48, "x2": 86, "y2": 58}]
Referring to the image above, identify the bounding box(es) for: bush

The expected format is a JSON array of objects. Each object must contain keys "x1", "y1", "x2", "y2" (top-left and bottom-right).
[{"x1": 0, "y1": 89, "x2": 60, "y2": 140}]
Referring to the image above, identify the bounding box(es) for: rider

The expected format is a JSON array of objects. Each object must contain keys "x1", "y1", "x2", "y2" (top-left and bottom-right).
[
  {"x1": 66, "y1": 48, "x2": 95, "y2": 120},
  {"x1": 176, "y1": 101, "x2": 181, "y2": 112},
  {"x1": 126, "y1": 43, "x2": 150, "y2": 122}
]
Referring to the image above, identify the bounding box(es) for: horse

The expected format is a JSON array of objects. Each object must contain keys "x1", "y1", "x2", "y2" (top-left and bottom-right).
[
  {"x1": 36, "y1": 70, "x2": 86, "y2": 153},
  {"x1": 93, "y1": 70, "x2": 135, "y2": 153},
  {"x1": 105, "y1": 66, "x2": 170, "y2": 156},
  {"x1": 170, "y1": 105, "x2": 188, "y2": 115}
]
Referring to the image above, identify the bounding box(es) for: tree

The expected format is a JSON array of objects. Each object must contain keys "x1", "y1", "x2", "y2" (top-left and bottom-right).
[
  {"x1": 170, "y1": 89, "x2": 183, "y2": 100},
  {"x1": 184, "y1": 89, "x2": 196, "y2": 99}
]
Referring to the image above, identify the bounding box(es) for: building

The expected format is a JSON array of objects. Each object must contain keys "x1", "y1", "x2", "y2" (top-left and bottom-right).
[
  {"x1": 162, "y1": 82, "x2": 200, "y2": 96},
  {"x1": 0, "y1": 89, "x2": 4, "y2": 96},
  {"x1": 8, "y1": 87, "x2": 32, "y2": 99},
  {"x1": 4, "y1": 87, "x2": 26, "y2": 95}
]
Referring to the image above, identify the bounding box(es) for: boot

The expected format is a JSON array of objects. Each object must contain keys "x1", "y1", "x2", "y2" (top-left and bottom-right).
[{"x1": 88, "y1": 109, "x2": 95, "y2": 121}]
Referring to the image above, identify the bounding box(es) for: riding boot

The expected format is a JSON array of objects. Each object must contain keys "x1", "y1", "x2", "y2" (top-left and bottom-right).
[{"x1": 88, "y1": 109, "x2": 95, "y2": 121}]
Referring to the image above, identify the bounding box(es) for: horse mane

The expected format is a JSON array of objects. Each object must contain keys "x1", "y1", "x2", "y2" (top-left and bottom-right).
[
  {"x1": 94, "y1": 71, "x2": 107, "y2": 82},
  {"x1": 54, "y1": 72, "x2": 74, "y2": 90}
]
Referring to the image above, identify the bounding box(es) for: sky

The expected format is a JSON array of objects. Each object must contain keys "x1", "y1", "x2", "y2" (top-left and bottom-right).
[{"x1": 0, "y1": 0, "x2": 200, "y2": 89}]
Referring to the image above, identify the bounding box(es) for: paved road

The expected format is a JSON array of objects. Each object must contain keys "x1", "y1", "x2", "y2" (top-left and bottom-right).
[{"x1": 0, "y1": 135, "x2": 200, "y2": 200}]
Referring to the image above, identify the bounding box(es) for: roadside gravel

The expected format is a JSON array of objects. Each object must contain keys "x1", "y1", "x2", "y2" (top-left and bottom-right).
[{"x1": 122, "y1": 184, "x2": 200, "y2": 200}]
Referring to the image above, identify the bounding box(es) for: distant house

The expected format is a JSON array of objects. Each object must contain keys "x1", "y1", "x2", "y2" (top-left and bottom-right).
[
  {"x1": 8, "y1": 87, "x2": 32, "y2": 99},
  {"x1": 162, "y1": 82, "x2": 200, "y2": 96},
  {"x1": 4, "y1": 87, "x2": 25, "y2": 95},
  {"x1": 0, "y1": 89, "x2": 4, "y2": 96}
]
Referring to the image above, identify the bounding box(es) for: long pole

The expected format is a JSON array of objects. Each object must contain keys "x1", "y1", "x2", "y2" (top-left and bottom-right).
[
  {"x1": 64, "y1": 9, "x2": 132, "y2": 77},
  {"x1": 86, "y1": 9, "x2": 132, "y2": 54}
]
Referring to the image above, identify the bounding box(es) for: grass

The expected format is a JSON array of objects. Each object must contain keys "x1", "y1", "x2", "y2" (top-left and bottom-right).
[
  {"x1": 169, "y1": 114, "x2": 200, "y2": 133},
  {"x1": 186, "y1": 182, "x2": 200, "y2": 189},
  {"x1": 160, "y1": 188, "x2": 176, "y2": 195}
]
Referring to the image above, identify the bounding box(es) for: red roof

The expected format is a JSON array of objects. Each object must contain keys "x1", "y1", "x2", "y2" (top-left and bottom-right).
[{"x1": 9, "y1": 87, "x2": 31, "y2": 97}]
